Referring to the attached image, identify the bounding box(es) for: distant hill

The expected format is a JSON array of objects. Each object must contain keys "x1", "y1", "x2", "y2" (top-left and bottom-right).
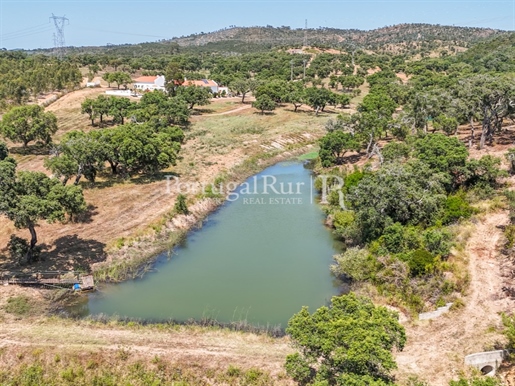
[
  {"x1": 27, "y1": 23, "x2": 509, "y2": 57},
  {"x1": 168, "y1": 24, "x2": 507, "y2": 54}
]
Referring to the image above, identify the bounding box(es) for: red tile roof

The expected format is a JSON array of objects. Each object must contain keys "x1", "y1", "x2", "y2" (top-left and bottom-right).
[
  {"x1": 134, "y1": 76, "x2": 158, "y2": 83},
  {"x1": 184, "y1": 79, "x2": 218, "y2": 87}
]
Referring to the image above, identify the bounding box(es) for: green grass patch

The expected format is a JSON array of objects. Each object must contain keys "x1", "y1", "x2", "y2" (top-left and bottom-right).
[
  {"x1": 298, "y1": 151, "x2": 318, "y2": 160},
  {"x1": 4, "y1": 295, "x2": 32, "y2": 316}
]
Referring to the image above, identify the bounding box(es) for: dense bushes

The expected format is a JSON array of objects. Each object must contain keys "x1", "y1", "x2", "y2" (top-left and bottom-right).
[
  {"x1": 347, "y1": 161, "x2": 447, "y2": 242},
  {"x1": 319, "y1": 129, "x2": 506, "y2": 312}
]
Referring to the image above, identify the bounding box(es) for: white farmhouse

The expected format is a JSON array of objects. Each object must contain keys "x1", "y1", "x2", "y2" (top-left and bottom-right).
[
  {"x1": 133, "y1": 75, "x2": 166, "y2": 91},
  {"x1": 184, "y1": 79, "x2": 219, "y2": 93}
]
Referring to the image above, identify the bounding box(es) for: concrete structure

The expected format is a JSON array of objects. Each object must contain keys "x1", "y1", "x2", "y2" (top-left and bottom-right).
[
  {"x1": 464, "y1": 350, "x2": 507, "y2": 376},
  {"x1": 418, "y1": 303, "x2": 453, "y2": 320},
  {"x1": 133, "y1": 75, "x2": 166, "y2": 91},
  {"x1": 218, "y1": 86, "x2": 231, "y2": 96},
  {"x1": 105, "y1": 90, "x2": 139, "y2": 97}
]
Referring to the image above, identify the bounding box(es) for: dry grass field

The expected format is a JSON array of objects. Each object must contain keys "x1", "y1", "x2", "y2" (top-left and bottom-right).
[{"x1": 0, "y1": 286, "x2": 294, "y2": 385}]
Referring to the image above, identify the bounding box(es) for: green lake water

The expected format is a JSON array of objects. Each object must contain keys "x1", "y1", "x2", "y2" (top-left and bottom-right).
[{"x1": 80, "y1": 161, "x2": 343, "y2": 327}]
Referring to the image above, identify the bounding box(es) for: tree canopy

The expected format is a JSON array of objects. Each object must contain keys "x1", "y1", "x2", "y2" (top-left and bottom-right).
[
  {"x1": 0, "y1": 155, "x2": 86, "y2": 263},
  {"x1": 177, "y1": 85, "x2": 212, "y2": 109},
  {"x1": 285, "y1": 293, "x2": 406, "y2": 386},
  {"x1": 1, "y1": 105, "x2": 58, "y2": 147}
]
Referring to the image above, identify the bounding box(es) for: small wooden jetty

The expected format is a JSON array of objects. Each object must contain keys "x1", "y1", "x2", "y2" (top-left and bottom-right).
[{"x1": 1, "y1": 271, "x2": 95, "y2": 291}]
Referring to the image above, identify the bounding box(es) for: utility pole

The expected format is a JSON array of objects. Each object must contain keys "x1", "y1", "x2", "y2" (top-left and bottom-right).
[
  {"x1": 304, "y1": 19, "x2": 308, "y2": 47},
  {"x1": 303, "y1": 59, "x2": 307, "y2": 79},
  {"x1": 50, "y1": 14, "x2": 69, "y2": 59}
]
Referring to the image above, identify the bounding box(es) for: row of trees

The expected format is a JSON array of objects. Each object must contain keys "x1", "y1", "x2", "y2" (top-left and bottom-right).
[
  {"x1": 319, "y1": 65, "x2": 515, "y2": 162},
  {"x1": 81, "y1": 90, "x2": 196, "y2": 127},
  {"x1": 45, "y1": 123, "x2": 184, "y2": 184},
  {"x1": 246, "y1": 79, "x2": 351, "y2": 114},
  {"x1": 101, "y1": 71, "x2": 133, "y2": 89}
]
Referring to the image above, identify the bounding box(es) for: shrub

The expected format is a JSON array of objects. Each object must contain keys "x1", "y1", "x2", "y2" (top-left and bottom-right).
[
  {"x1": 380, "y1": 223, "x2": 406, "y2": 254},
  {"x1": 382, "y1": 141, "x2": 411, "y2": 163},
  {"x1": 174, "y1": 194, "x2": 189, "y2": 215},
  {"x1": 4, "y1": 295, "x2": 32, "y2": 315},
  {"x1": 449, "y1": 375, "x2": 502, "y2": 385},
  {"x1": 406, "y1": 249, "x2": 436, "y2": 277},
  {"x1": 343, "y1": 169, "x2": 366, "y2": 193},
  {"x1": 332, "y1": 210, "x2": 355, "y2": 230},
  {"x1": 505, "y1": 225, "x2": 515, "y2": 248},
  {"x1": 7, "y1": 235, "x2": 40, "y2": 264},
  {"x1": 0, "y1": 141, "x2": 8, "y2": 160},
  {"x1": 331, "y1": 247, "x2": 374, "y2": 281},
  {"x1": 414, "y1": 133, "x2": 468, "y2": 174},
  {"x1": 442, "y1": 192, "x2": 474, "y2": 224},
  {"x1": 505, "y1": 147, "x2": 515, "y2": 175},
  {"x1": 465, "y1": 155, "x2": 506, "y2": 190},
  {"x1": 423, "y1": 228, "x2": 453, "y2": 257}
]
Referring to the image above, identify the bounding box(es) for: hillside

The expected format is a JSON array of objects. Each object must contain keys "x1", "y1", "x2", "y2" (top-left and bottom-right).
[
  {"x1": 171, "y1": 23, "x2": 505, "y2": 51},
  {"x1": 28, "y1": 23, "x2": 508, "y2": 56}
]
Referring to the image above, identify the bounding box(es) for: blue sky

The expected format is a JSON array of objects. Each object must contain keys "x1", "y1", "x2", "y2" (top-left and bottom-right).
[{"x1": 0, "y1": 0, "x2": 514, "y2": 49}]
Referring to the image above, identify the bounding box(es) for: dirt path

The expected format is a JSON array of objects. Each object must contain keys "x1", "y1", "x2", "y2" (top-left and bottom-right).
[
  {"x1": 395, "y1": 212, "x2": 512, "y2": 384},
  {"x1": 0, "y1": 318, "x2": 293, "y2": 381},
  {"x1": 205, "y1": 104, "x2": 252, "y2": 116}
]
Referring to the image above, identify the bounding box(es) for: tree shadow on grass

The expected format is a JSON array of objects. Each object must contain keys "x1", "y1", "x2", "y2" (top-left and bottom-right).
[
  {"x1": 9, "y1": 143, "x2": 50, "y2": 156},
  {"x1": 252, "y1": 111, "x2": 277, "y2": 116},
  {"x1": 42, "y1": 234, "x2": 107, "y2": 271},
  {"x1": 494, "y1": 128, "x2": 515, "y2": 146},
  {"x1": 191, "y1": 108, "x2": 216, "y2": 115},
  {"x1": 339, "y1": 152, "x2": 364, "y2": 165},
  {"x1": 0, "y1": 235, "x2": 107, "y2": 272},
  {"x1": 75, "y1": 204, "x2": 99, "y2": 224},
  {"x1": 77, "y1": 171, "x2": 181, "y2": 191}
]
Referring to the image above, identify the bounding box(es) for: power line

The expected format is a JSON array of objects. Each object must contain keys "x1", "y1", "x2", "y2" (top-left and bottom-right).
[
  {"x1": 304, "y1": 19, "x2": 308, "y2": 46},
  {"x1": 50, "y1": 13, "x2": 69, "y2": 58},
  {"x1": 2, "y1": 22, "x2": 50, "y2": 37},
  {"x1": 1, "y1": 26, "x2": 53, "y2": 41},
  {"x1": 76, "y1": 26, "x2": 168, "y2": 39}
]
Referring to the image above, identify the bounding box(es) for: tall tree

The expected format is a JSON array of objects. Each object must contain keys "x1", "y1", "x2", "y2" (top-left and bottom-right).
[
  {"x1": 111, "y1": 72, "x2": 133, "y2": 90},
  {"x1": 136, "y1": 91, "x2": 190, "y2": 127},
  {"x1": 456, "y1": 74, "x2": 515, "y2": 149},
  {"x1": 165, "y1": 63, "x2": 185, "y2": 96},
  {"x1": 109, "y1": 96, "x2": 134, "y2": 124},
  {"x1": 99, "y1": 123, "x2": 184, "y2": 176},
  {"x1": 319, "y1": 130, "x2": 361, "y2": 167},
  {"x1": 92, "y1": 95, "x2": 111, "y2": 124},
  {"x1": 81, "y1": 98, "x2": 97, "y2": 126},
  {"x1": 284, "y1": 82, "x2": 306, "y2": 112},
  {"x1": 303, "y1": 87, "x2": 336, "y2": 115},
  {"x1": 0, "y1": 105, "x2": 58, "y2": 148},
  {"x1": 229, "y1": 78, "x2": 260, "y2": 103},
  {"x1": 177, "y1": 85, "x2": 212, "y2": 109},
  {"x1": 252, "y1": 95, "x2": 276, "y2": 114},
  {"x1": 0, "y1": 158, "x2": 86, "y2": 263},
  {"x1": 46, "y1": 130, "x2": 106, "y2": 185}
]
